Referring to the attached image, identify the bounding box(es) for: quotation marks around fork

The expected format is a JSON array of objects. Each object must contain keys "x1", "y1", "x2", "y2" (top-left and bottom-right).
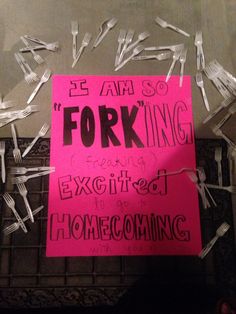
[
  {"x1": 54, "y1": 103, "x2": 61, "y2": 111},
  {"x1": 137, "y1": 100, "x2": 144, "y2": 107}
]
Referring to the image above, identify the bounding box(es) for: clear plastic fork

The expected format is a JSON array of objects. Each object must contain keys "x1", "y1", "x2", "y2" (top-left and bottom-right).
[
  {"x1": 3, "y1": 192, "x2": 27, "y2": 233},
  {"x1": 196, "y1": 72, "x2": 210, "y2": 111},
  {"x1": 17, "y1": 53, "x2": 39, "y2": 83},
  {"x1": 145, "y1": 43, "x2": 184, "y2": 52},
  {"x1": 17, "y1": 182, "x2": 34, "y2": 222},
  {"x1": 11, "y1": 166, "x2": 55, "y2": 175},
  {"x1": 194, "y1": 31, "x2": 205, "y2": 70},
  {"x1": 11, "y1": 169, "x2": 55, "y2": 184},
  {"x1": 14, "y1": 53, "x2": 33, "y2": 84},
  {"x1": 132, "y1": 51, "x2": 172, "y2": 61},
  {"x1": 93, "y1": 17, "x2": 118, "y2": 49},
  {"x1": 165, "y1": 48, "x2": 182, "y2": 82},
  {"x1": 22, "y1": 123, "x2": 50, "y2": 157},
  {"x1": 3, "y1": 206, "x2": 43, "y2": 235},
  {"x1": 0, "y1": 105, "x2": 39, "y2": 128},
  {"x1": 24, "y1": 35, "x2": 59, "y2": 51},
  {"x1": 155, "y1": 16, "x2": 190, "y2": 37},
  {"x1": 199, "y1": 222, "x2": 230, "y2": 259},
  {"x1": 21, "y1": 36, "x2": 44, "y2": 64},
  {"x1": 118, "y1": 29, "x2": 135, "y2": 64},
  {"x1": 11, "y1": 123, "x2": 22, "y2": 163},
  {"x1": 27, "y1": 69, "x2": 51, "y2": 104},
  {"x1": 71, "y1": 21, "x2": 79, "y2": 60},
  {"x1": 72, "y1": 32, "x2": 92, "y2": 68},
  {"x1": 115, "y1": 29, "x2": 126, "y2": 66}
]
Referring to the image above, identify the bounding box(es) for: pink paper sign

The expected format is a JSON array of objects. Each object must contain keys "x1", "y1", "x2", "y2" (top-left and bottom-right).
[{"x1": 46, "y1": 75, "x2": 202, "y2": 257}]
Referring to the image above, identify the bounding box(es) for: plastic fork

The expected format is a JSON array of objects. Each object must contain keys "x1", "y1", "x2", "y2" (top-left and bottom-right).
[
  {"x1": 0, "y1": 105, "x2": 39, "y2": 128},
  {"x1": 71, "y1": 21, "x2": 79, "y2": 59},
  {"x1": 124, "y1": 31, "x2": 150, "y2": 54},
  {"x1": 17, "y1": 183, "x2": 34, "y2": 222},
  {"x1": 204, "y1": 62, "x2": 231, "y2": 99},
  {"x1": 215, "y1": 147, "x2": 223, "y2": 186},
  {"x1": 24, "y1": 35, "x2": 59, "y2": 51},
  {"x1": 22, "y1": 123, "x2": 50, "y2": 157},
  {"x1": 11, "y1": 123, "x2": 22, "y2": 163},
  {"x1": 11, "y1": 166, "x2": 55, "y2": 175},
  {"x1": 195, "y1": 72, "x2": 210, "y2": 111},
  {"x1": 118, "y1": 29, "x2": 135, "y2": 64},
  {"x1": 206, "y1": 183, "x2": 236, "y2": 193},
  {"x1": 20, "y1": 36, "x2": 44, "y2": 64},
  {"x1": 155, "y1": 16, "x2": 190, "y2": 37},
  {"x1": 17, "y1": 53, "x2": 39, "y2": 83},
  {"x1": 179, "y1": 47, "x2": 187, "y2": 87},
  {"x1": 3, "y1": 206, "x2": 43, "y2": 235},
  {"x1": 11, "y1": 169, "x2": 55, "y2": 184},
  {"x1": 115, "y1": 29, "x2": 126, "y2": 67},
  {"x1": 198, "y1": 167, "x2": 217, "y2": 207},
  {"x1": 187, "y1": 171, "x2": 210, "y2": 209},
  {"x1": 194, "y1": 31, "x2": 205, "y2": 70},
  {"x1": 27, "y1": 68, "x2": 51, "y2": 104},
  {"x1": 115, "y1": 45, "x2": 144, "y2": 71},
  {"x1": 14, "y1": 53, "x2": 33, "y2": 84},
  {"x1": 145, "y1": 43, "x2": 184, "y2": 52},
  {"x1": 20, "y1": 42, "x2": 59, "y2": 52},
  {"x1": 0, "y1": 141, "x2": 6, "y2": 183},
  {"x1": 199, "y1": 222, "x2": 230, "y2": 259},
  {"x1": 132, "y1": 51, "x2": 172, "y2": 61},
  {"x1": 3, "y1": 192, "x2": 27, "y2": 233},
  {"x1": 72, "y1": 32, "x2": 92, "y2": 68},
  {"x1": 208, "y1": 60, "x2": 236, "y2": 95},
  {"x1": 93, "y1": 17, "x2": 118, "y2": 49},
  {"x1": 165, "y1": 48, "x2": 182, "y2": 82}
]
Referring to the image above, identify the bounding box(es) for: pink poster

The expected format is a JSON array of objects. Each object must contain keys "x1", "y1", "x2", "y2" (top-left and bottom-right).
[{"x1": 46, "y1": 75, "x2": 202, "y2": 257}]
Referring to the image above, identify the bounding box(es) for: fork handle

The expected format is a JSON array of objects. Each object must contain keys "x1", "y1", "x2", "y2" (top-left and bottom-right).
[
  {"x1": 23, "y1": 196, "x2": 34, "y2": 223},
  {"x1": 11, "y1": 123, "x2": 18, "y2": 148},
  {"x1": 166, "y1": 59, "x2": 176, "y2": 82},
  {"x1": 24, "y1": 35, "x2": 47, "y2": 46},
  {"x1": 199, "y1": 45, "x2": 205, "y2": 69},
  {"x1": 200, "y1": 86, "x2": 210, "y2": 111},
  {"x1": 72, "y1": 35, "x2": 77, "y2": 60},
  {"x1": 26, "y1": 80, "x2": 43, "y2": 105},
  {"x1": 25, "y1": 169, "x2": 54, "y2": 181},
  {"x1": 198, "y1": 235, "x2": 218, "y2": 259},
  {"x1": 179, "y1": 62, "x2": 185, "y2": 87},
  {"x1": 167, "y1": 24, "x2": 190, "y2": 37},
  {"x1": 1, "y1": 154, "x2": 6, "y2": 183},
  {"x1": 22, "y1": 134, "x2": 40, "y2": 157},
  {"x1": 196, "y1": 45, "x2": 201, "y2": 70},
  {"x1": 72, "y1": 44, "x2": 85, "y2": 68},
  {"x1": 93, "y1": 26, "x2": 109, "y2": 48}
]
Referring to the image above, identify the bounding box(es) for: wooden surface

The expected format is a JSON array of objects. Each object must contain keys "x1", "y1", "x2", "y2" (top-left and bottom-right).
[{"x1": 0, "y1": 0, "x2": 235, "y2": 139}]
